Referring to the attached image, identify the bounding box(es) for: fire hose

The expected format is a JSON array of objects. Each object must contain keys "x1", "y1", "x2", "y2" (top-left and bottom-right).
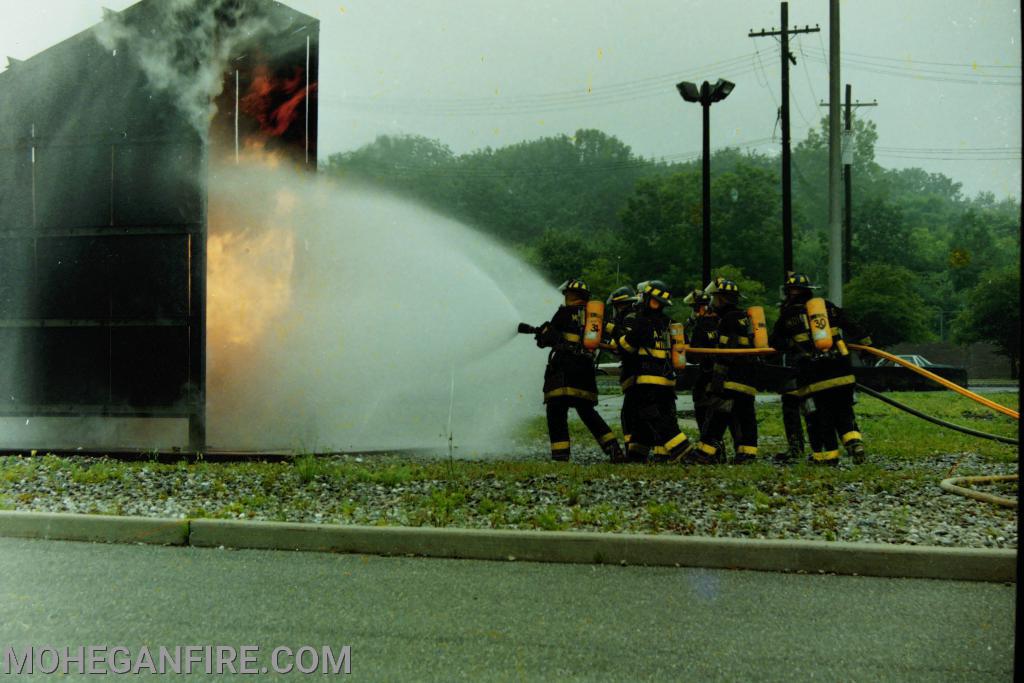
[
  {"x1": 853, "y1": 382, "x2": 1018, "y2": 446},
  {"x1": 682, "y1": 343, "x2": 1019, "y2": 421},
  {"x1": 681, "y1": 343, "x2": 1019, "y2": 507}
]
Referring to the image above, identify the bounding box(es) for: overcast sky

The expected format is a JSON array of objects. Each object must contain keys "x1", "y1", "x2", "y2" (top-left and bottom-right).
[{"x1": 2, "y1": 0, "x2": 1020, "y2": 199}]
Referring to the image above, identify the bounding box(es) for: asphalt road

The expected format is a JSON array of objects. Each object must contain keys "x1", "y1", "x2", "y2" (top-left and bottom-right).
[{"x1": 0, "y1": 538, "x2": 1014, "y2": 681}]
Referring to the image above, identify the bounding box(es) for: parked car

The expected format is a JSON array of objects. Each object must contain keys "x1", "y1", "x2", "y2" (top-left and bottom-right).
[
  {"x1": 859, "y1": 354, "x2": 968, "y2": 391},
  {"x1": 873, "y1": 354, "x2": 953, "y2": 370}
]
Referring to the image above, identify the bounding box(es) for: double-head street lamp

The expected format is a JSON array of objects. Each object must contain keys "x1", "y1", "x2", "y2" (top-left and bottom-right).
[{"x1": 676, "y1": 79, "x2": 735, "y2": 286}]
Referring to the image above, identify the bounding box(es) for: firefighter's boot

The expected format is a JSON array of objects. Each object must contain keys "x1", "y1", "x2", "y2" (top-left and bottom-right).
[
  {"x1": 684, "y1": 441, "x2": 721, "y2": 465},
  {"x1": 733, "y1": 445, "x2": 758, "y2": 465},
  {"x1": 809, "y1": 450, "x2": 840, "y2": 466},
  {"x1": 846, "y1": 439, "x2": 867, "y2": 465},
  {"x1": 604, "y1": 440, "x2": 627, "y2": 464},
  {"x1": 625, "y1": 443, "x2": 650, "y2": 464}
]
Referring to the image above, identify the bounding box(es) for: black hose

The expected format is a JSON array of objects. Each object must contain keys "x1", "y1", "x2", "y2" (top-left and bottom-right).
[{"x1": 855, "y1": 383, "x2": 1019, "y2": 446}]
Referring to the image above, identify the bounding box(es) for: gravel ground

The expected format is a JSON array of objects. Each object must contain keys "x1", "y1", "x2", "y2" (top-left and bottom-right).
[{"x1": 0, "y1": 445, "x2": 1016, "y2": 549}]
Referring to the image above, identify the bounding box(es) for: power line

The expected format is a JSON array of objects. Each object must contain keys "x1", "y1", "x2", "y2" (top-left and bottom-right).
[
  {"x1": 801, "y1": 50, "x2": 1021, "y2": 86},
  {"x1": 320, "y1": 50, "x2": 777, "y2": 116},
  {"x1": 830, "y1": 48, "x2": 1020, "y2": 70}
]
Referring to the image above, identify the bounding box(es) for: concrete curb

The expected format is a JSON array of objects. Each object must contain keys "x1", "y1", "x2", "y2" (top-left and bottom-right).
[
  {"x1": 0, "y1": 511, "x2": 1013, "y2": 582},
  {"x1": 189, "y1": 519, "x2": 1015, "y2": 583},
  {"x1": 0, "y1": 510, "x2": 189, "y2": 546}
]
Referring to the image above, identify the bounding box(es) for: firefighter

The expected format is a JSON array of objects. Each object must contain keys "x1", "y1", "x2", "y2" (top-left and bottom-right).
[
  {"x1": 681, "y1": 288, "x2": 716, "y2": 431},
  {"x1": 773, "y1": 276, "x2": 808, "y2": 464},
  {"x1": 533, "y1": 279, "x2": 624, "y2": 462},
  {"x1": 690, "y1": 280, "x2": 760, "y2": 464},
  {"x1": 601, "y1": 285, "x2": 639, "y2": 458},
  {"x1": 769, "y1": 273, "x2": 872, "y2": 465},
  {"x1": 616, "y1": 281, "x2": 694, "y2": 463}
]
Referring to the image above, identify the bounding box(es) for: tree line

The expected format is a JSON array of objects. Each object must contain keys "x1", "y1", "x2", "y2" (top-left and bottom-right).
[{"x1": 322, "y1": 123, "x2": 1020, "y2": 375}]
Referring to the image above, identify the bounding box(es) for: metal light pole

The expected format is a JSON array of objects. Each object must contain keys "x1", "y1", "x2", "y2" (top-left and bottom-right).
[{"x1": 677, "y1": 79, "x2": 735, "y2": 286}]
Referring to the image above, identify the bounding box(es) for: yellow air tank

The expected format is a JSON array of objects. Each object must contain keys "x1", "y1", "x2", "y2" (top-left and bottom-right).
[
  {"x1": 806, "y1": 297, "x2": 833, "y2": 351},
  {"x1": 670, "y1": 322, "x2": 687, "y2": 369},
  {"x1": 747, "y1": 306, "x2": 768, "y2": 348},
  {"x1": 582, "y1": 300, "x2": 605, "y2": 350}
]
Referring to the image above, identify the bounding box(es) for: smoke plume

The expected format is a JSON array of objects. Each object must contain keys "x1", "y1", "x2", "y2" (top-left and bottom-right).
[{"x1": 94, "y1": 0, "x2": 271, "y2": 136}]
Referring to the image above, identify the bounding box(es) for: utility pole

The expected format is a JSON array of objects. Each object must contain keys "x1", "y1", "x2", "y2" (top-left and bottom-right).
[
  {"x1": 820, "y1": 86, "x2": 877, "y2": 282},
  {"x1": 828, "y1": 0, "x2": 842, "y2": 304},
  {"x1": 749, "y1": 2, "x2": 819, "y2": 279}
]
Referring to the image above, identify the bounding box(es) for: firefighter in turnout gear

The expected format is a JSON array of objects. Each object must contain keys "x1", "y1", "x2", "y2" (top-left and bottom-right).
[
  {"x1": 691, "y1": 280, "x2": 760, "y2": 465},
  {"x1": 682, "y1": 287, "x2": 718, "y2": 433},
  {"x1": 769, "y1": 273, "x2": 872, "y2": 465},
  {"x1": 601, "y1": 285, "x2": 639, "y2": 458},
  {"x1": 773, "y1": 274, "x2": 809, "y2": 464},
  {"x1": 616, "y1": 281, "x2": 694, "y2": 463},
  {"x1": 534, "y1": 279, "x2": 624, "y2": 462}
]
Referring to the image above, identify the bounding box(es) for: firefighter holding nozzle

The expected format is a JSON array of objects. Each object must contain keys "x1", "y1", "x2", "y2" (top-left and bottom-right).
[
  {"x1": 769, "y1": 273, "x2": 873, "y2": 465},
  {"x1": 518, "y1": 279, "x2": 624, "y2": 463}
]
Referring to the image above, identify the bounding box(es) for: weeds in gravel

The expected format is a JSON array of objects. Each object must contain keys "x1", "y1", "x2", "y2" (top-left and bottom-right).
[
  {"x1": 294, "y1": 455, "x2": 328, "y2": 484},
  {"x1": 70, "y1": 460, "x2": 122, "y2": 485}
]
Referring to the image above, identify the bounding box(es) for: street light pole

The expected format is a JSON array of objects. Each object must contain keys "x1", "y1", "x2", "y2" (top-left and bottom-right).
[
  {"x1": 677, "y1": 78, "x2": 734, "y2": 288},
  {"x1": 701, "y1": 92, "x2": 711, "y2": 286}
]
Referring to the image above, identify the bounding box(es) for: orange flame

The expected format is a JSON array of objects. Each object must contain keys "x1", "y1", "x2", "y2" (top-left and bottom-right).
[
  {"x1": 240, "y1": 64, "x2": 317, "y2": 137},
  {"x1": 207, "y1": 172, "x2": 297, "y2": 350}
]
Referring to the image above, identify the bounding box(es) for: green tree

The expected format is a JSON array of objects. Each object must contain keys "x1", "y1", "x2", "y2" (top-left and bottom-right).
[
  {"x1": 851, "y1": 196, "x2": 909, "y2": 273},
  {"x1": 952, "y1": 268, "x2": 1020, "y2": 378},
  {"x1": 843, "y1": 265, "x2": 934, "y2": 347}
]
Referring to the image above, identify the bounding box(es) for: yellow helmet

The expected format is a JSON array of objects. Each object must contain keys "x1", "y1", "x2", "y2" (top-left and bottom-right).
[
  {"x1": 559, "y1": 278, "x2": 590, "y2": 299},
  {"x1": 642, "y1": 280, "x2": 672, "y2": 306}
]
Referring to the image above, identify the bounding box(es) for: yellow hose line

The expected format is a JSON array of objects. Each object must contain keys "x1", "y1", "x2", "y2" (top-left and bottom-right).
[
  {"x1": 939, "y1": 474, "x2": 1018, "y2": 508},
  {"x1": 849, "y1": 344, "x2": 1019, "y2": 421},
  {"x1": 680, "y1": 346, "x2": 778, "y2": 355}
]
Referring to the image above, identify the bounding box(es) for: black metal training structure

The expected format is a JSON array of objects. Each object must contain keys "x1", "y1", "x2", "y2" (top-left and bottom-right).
[{"x1": 0, "y1": 0, "x2": 318, "y2": 453}]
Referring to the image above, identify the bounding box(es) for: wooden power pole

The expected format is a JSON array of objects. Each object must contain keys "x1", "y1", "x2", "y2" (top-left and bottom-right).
[{"x1": 749, "y1": 2, "x2": 819, "y2": 279}]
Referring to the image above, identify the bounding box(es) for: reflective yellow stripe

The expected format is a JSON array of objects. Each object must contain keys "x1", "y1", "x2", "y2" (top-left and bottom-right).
[
  {"x1": 624, "y1": 434, "x2": 632, "y2": 444},
  {"x1": 665, "y1": 432, "x2": 689, "y2": 450},
  {"x1": 697, "y1": 442, "x2": 717, "y2": 455},
  {"x1": 811, "y1": 450, "x2": 840, "y2": 462},
  {"x1": 550, "y1": 441, "x2": 570, "y2": 451},
  {"x1": 794, "y1": 375, "x2": 855, "y2": 396},
  {"x1": 544, "y1": 388, "x2": 598, "y2": 402},
  {"x1": 736, "y1": 337, "x2": 751, "y2": 346},
  {"x1": 723, "y1": 381, "x2": 758, "y2": 396},
  {"x1": 652, "y1": 446, "x2": 669, "y2": 456},
  {"x1": 836, "y1": 340, "x2": 849, "y2": 356},
  {"x1": 737, "y1": 445, "x2": 758, "y2": 455},
  {"x1": 638, "y1": 348, "x2": 669, "y2": 358},
  {"x1": 562, "y1": 332, "x2": 581, "y2": 343},
  {"x1": 599, "y1": 432, "x2": 616, "y2": 445},
  {"x1": 719, "y1": 335, "x2": 730, "y2": 344},
  {"x1": 636, "y1": 375, "x2": 676, "y2": 387},
  {"x1": 618, "y1": 336, "x2": 635, "y2": 353},
  {"x1": 793, "y1": 332, "x2": 810, "y2": 342},
  {"x1": 841, "y1": 431, "x2": 862, "y2": 444}
]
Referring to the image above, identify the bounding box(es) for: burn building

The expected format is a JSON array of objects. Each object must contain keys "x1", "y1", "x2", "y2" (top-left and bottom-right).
[{"x1": 0, "y1": 0, "x2": 318, "y2": 452}]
